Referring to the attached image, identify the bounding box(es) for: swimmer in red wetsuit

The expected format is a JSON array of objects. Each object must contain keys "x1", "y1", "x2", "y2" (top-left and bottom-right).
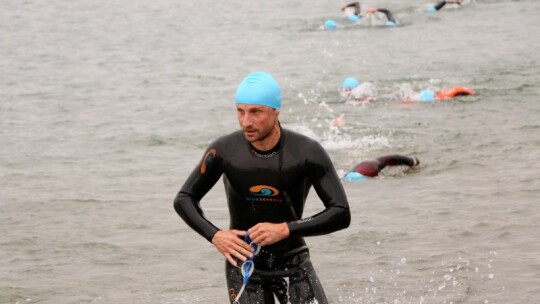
[
  {"x1": 344, "y1": 155, "x2": 420, "y2": 181},
  {"x1": 402, "y1": 86, "x2": 475, "y2": 104}
]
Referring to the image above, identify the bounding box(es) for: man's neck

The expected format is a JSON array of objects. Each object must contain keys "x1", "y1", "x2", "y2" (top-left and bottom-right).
[{"x1": 251, "y1": 124, "x2": 281, "y2": 151}]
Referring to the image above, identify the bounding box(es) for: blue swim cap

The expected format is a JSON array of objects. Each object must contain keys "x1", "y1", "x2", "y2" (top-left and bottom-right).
[
  {"x1": 385, "y1": 21, "x2": 396, "y2": 27},
  {"x1": 342, "y1": 77, "x2": 360, "y2": 90},
  {"x1": 348, "y1": 15, "x2": 360, "y2": 23},
  {"x1": 235, "y1": 72, "x2": 282, "y2": 109},
  {"x1": 427, "y1": 6, "x2": 437, "y2": 13},
  {"x1": 344, "y1": 172, "x2": 367, "y2": 182},
  {"x1": 419, "y1": 89, "x2": 436, "y2": 102},
  {"x1": 324, "y1": 19, "x2": 337, "y2": 30}
]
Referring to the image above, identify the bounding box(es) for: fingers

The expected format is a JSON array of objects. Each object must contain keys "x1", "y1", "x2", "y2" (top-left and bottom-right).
[
  {"x1": 212, "y1": 230, "x2": 254, "y2": 266},
  {"x1": 248, "y1": 222, "x2": 289, "y2": 246},
  {"x1": 225, "y1": 255, "x2": 239, "y2": 267}
]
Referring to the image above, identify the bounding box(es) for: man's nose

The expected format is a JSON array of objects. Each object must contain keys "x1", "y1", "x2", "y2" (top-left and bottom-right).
[{"x1": 240, "y1": 113, "x2": 253, "y2": 127}]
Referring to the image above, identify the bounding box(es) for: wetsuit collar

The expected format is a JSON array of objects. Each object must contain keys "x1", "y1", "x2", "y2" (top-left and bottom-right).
[{"x1": 249, "y1": 123, "x2": 282, "y2": 159}]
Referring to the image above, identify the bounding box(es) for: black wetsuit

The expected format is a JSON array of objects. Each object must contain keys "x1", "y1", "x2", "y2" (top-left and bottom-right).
[
  {"x1": 350, "y1": 155, "x2": 416, "y2": 177},
  {"x1": 174, "y1": 127, "x2": 351, "y2": 303}
]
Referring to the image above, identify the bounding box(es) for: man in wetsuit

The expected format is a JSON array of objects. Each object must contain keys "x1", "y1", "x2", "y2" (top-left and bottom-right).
[
  {"x1": 344, "y1": 155, "x2": 420, "y2": 181},
  {"x1": 341, "y1": 1, "x2": 398, "y2": 25},
  {"x1": 174, "y1": 71, "x2": 351, "y2": 303}
]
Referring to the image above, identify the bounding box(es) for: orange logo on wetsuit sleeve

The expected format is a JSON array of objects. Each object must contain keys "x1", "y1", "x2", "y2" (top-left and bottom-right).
[
  {"x1": 200, "y1": 149, "x2": 216, "y2": 174},
  {"x1": 249, "y1": 185, "x2": 280, "y2": 196}
]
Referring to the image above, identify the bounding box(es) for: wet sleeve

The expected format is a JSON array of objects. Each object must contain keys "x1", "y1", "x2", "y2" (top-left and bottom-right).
[
  {"x1": 345, "y1": 2, "x2": 360, "y2": 9},
  {"x1": 173, "y1": 145, "x2": 225, "y2": 242},
  {"x1": 376, "y1": 155, "x2": 415, "y2": 168},
  {"x1": 434, "y1": 1, "x2": 447, "y2": 10},
  {"x1": 288, "y1": 142, "x2": 351, "y2": 237},
  {"x1": 376, "y1": 9, "x2": 397, "y2": 23}
]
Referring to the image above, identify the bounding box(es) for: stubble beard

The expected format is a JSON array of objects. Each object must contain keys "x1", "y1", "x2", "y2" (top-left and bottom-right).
[
  {"x1": 245, "y1": 127, "x2": 271, "y2": 144},
  {"x1": 244, "y1": 120, "x2": 277, "y2": 145}
]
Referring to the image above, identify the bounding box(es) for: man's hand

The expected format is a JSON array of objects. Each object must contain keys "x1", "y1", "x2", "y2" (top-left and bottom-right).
[
  {"x1": 366, "y1": 7, "x2": 378, "y2": 14},
  {"x1": 211, "y1": 230, "x2": 253, "y2": 267},
  {"x1": 248, "y1": 222, "x2": 290, "y2": 246}
]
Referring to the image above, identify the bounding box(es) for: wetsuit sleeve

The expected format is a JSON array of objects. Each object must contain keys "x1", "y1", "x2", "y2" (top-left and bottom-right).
[
  {"x1": 288, "y1": 142, "x2": 350, "y2": 237},
  {"x1": 375, "y1": 155, "x2": 415, "y2": 170},
  {"x1": 173, "y1": 145, "x2": 225, "y2": 242},
  {"x1": 434, "y1": 1, "x2": 447, "y2": 11},
  {"x1": 376, "y1": 8, "x2": 397, "y2": 23},
  {"x1": 344, "y1": 2, "x2": 360, "y2": 9}
]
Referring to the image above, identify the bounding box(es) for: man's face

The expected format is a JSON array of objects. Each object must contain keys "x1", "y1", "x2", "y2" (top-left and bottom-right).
[
  {"x1": 236, "y1": 104, "x2": 279, "y2": 143},
  {"x1": 340, "y1": 88, "x2": 353, "y2": 98}
]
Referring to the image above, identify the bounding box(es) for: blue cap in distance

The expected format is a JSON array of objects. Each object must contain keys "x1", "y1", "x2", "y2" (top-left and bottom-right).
[
  {"x1": 342, "y1": 77, "x2": 360, "y2": 89},
  {"x1": 427, "y1": 6, "x2": 437, "y2": 13},
  {"x1": 324, "y1": 19, "x2": 337, "y2": 30},
  {"x1": 419, "y1": 89, "x2": 436, "y2": 102},
  {"x1": 385, "y1": 21, "x2": 396, "y2": 27},
  {"x1": 344, "y1": 172, "x2": 368, "y2": 182},
  {"x1": 235, "y1": 72, "x2": 282, "y2": 109},
  {"x1": 348, "y1": 15, "x2": 360, "y2": 23}
]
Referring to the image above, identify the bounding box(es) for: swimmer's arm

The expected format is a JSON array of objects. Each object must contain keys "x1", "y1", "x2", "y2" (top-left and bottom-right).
[
  {"x1": 173, "y1": 147, "x2": 225, "y2": 242},
  {"x1": 174, "y1": 191, "x2": 221, "y2": 242},
  {"x1": 434, "y1": 1, "x2": 447, "y2": 11},
  {"x1": 376, "y1": 8, "x2": 397, "y2": 23},
  {"x1": 341, "y1": 2, "x2": 360, "y2": 11},
  {"x1": 288, "y1": 143, "x2": 351, "y2": 237},
  {"x1": 376, "y1": 155, "x2": 416, "y2": 168},
  {"x1": 433, "y1": 0, "x2": 460, "y2": 11}
]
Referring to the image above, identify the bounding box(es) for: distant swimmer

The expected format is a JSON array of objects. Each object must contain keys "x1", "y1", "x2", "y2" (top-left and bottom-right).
[
  {"x1": 344, "y1": 155, "x2": 420, "y2": 181},
  {"x1": 341, "y1": 1, "x2": 398, "y2": 26},
  {"x1": 426, "y1": 0, "x2": 462, "y2": 12},
  {"x1": 405, "y1": 86, "x2": 475, "y2": 103},
  {"x1": 340, "y1": 77, "x2": 377, "y2": 105}
]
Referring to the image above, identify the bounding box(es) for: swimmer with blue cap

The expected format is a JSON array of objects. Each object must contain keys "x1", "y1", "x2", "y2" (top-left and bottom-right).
[
  {"x1": 344, "y1": 155, "x2": 420, "y2": 182},
  {"x1": 175, "y1": 70, "x2": 351, "y2": 303},
  {"x1": 340, "y1": 76, "x2": 377, "y2": 105},
  {"x1": 235, "y1": 71, "x2": 283, "y2": 147},
  {"x1": 426, "y1": 0, "x2": 462, "y2": 13},
  {"x1": 341, "y1": 2, "x2": 399, "y2": 27},
  {"x1": 406, "y1": 86, "x2": 475, "y2": 103}
]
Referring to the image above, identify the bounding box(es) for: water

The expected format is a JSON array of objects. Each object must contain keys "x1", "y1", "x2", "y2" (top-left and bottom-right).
[{"x1": 1, "y1": 0, "x2": 539, "y2": 303}]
